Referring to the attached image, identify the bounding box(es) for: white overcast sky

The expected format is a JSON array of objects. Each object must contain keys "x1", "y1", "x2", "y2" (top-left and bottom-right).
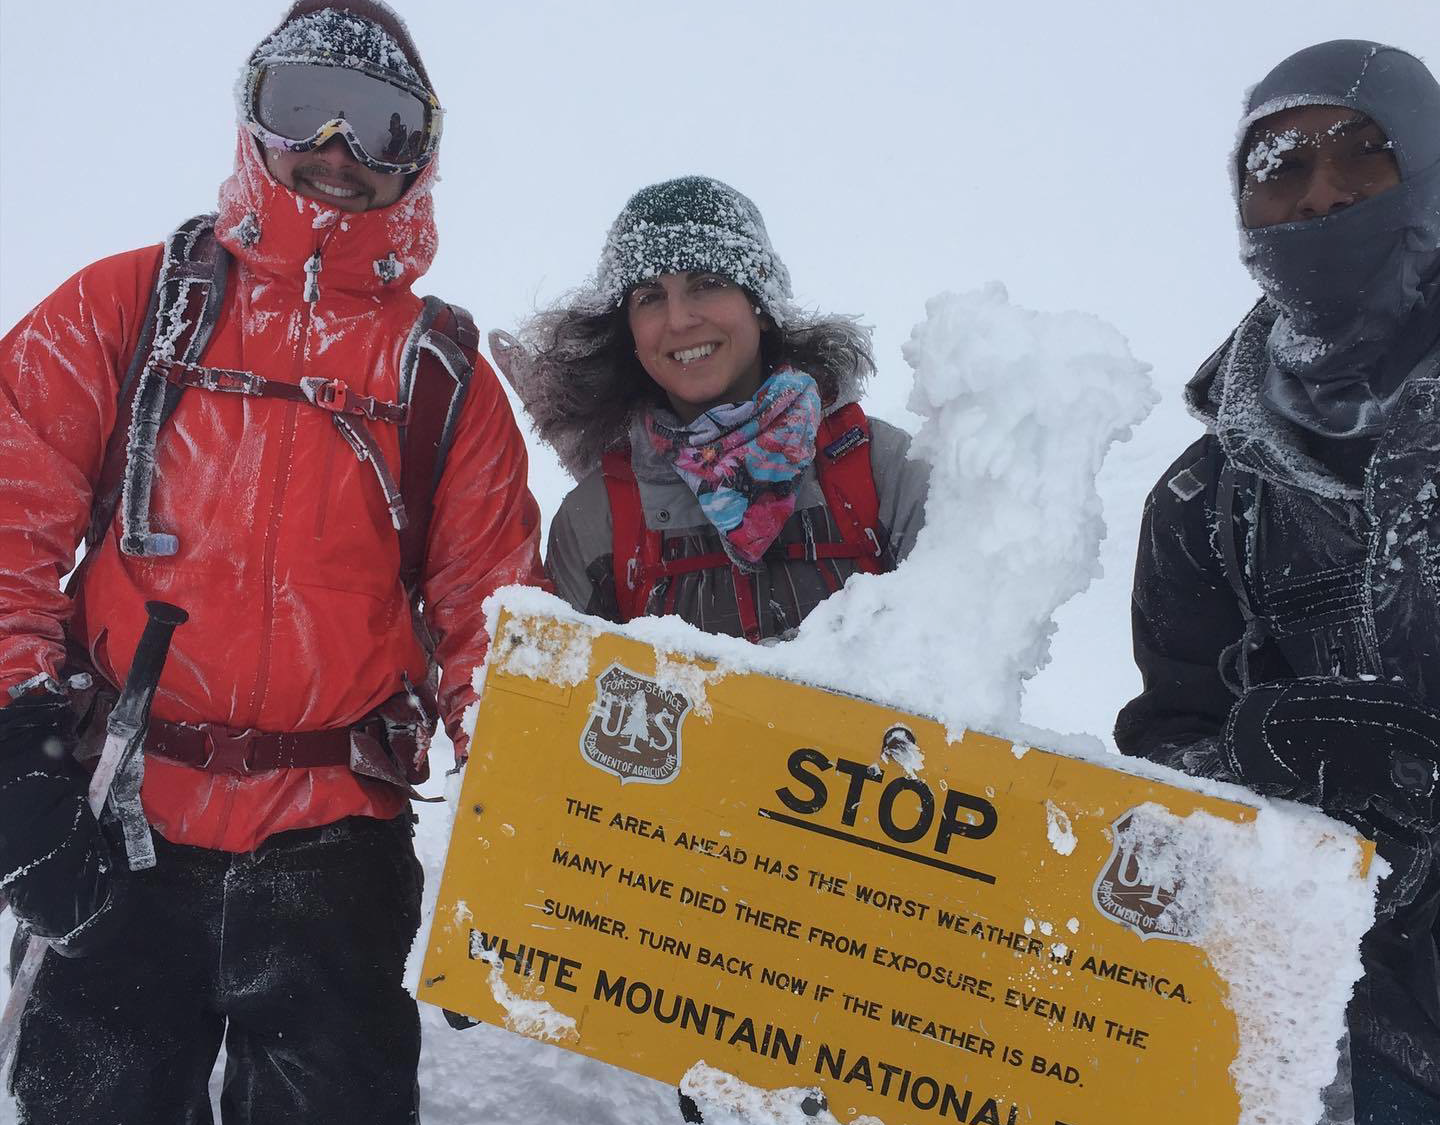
[
  {"x1": 0, "y1": 0, "x2": 1436, "y2": 740},
  {"x1": 3, "y1": 0, "x2": 1435, "y2": 420}
]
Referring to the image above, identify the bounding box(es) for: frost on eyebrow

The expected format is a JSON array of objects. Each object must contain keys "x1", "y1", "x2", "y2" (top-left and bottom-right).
[
  {"x1": 1245, "y1": 128, "x2": 1301, "y2": 183},
  {"x1": 1325, "y1": 114, "x2": 1371, "y2": 136}
]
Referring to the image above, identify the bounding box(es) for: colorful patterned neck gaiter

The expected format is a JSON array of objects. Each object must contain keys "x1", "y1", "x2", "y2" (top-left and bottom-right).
[{"x1": 644, "y1": 368, "x2": 822, "y2": 570}]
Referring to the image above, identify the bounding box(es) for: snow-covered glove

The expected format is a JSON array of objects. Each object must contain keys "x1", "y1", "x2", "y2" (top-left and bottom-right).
[
  {"x1": 0, "y1": 691, "x2": 123, "y2": 956},
  {"x1": 1224, "y1": 678, "x2": 1440, "y2": 829},
  {"x1": 1225, "y1": 678, "x2": 1440, "y2": 917}
]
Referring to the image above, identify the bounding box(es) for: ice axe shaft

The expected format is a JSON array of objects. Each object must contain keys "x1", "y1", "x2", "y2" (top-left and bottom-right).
[
  {"x1": 0, "y1": 601, "x2": 187, "y2": 1070},
  {"x1": 88, "y1": 601, "x2": 188, "y2": 816},
  {"x1": 91, "y1": 601, "x2": 188, "y2": 871}
]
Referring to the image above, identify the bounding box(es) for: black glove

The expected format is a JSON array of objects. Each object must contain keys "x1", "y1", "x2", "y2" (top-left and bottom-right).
[
  {"x1": 1225, "y1": 678, "x2": 1440, "y2": 917},
  {"x1": 1224, "y1": 678, "x2": 1440, "y2": 831},
  {"x1": 0, "y1": 689, "x2": 122, "y2": 955}
]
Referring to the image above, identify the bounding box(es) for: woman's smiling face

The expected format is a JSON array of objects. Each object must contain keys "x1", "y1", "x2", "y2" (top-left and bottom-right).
[{"x1": 627, "y1": 272, "x2": 764, "y2": 423}]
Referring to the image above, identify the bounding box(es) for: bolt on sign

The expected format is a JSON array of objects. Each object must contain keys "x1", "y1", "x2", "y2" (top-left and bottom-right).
[{"x1": 421, "y1": 611, "x2": 1368, "y2": 1125}]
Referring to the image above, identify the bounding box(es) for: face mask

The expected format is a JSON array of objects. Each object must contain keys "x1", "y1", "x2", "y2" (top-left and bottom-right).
[
  {"x1": 1232, "y1": 41, "x2": 1440, "y2": 438},
  {"x1": 1242, "y1": 160, "x2": 1440, "y2": 437}
]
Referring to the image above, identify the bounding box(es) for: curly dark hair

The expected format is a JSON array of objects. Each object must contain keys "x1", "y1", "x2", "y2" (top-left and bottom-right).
[{"x1": 493, "y1": 292, "x2": 875, "y2": 479}]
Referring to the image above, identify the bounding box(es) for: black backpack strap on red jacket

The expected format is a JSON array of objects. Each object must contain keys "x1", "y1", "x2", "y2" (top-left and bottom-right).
[
  {"x1": 65, "y1": 228, "x2": 474, "y2": 786},
  {"x1": 396, "y1": 296, "x2": 477, "y2": 603},
  {"x1": 70, "y1": 216, "x2": 229, "y2": 595},
  {"x1": 111, "y1": 215, "x2": 230, "y2": 560},
  {"x1": 83, "y1": 236, "x2": 470, "y2": 612}
]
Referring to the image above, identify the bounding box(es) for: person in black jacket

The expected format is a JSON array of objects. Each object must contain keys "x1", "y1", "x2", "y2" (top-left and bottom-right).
[{"x1": 1116, "y1": 40, "x2": 1440, "y2": 1125}]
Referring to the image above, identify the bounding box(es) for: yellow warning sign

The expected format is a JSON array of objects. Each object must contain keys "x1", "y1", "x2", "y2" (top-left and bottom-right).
[{"x1": 420, "y1": 610, "x2": 1347, "y2": 1124}]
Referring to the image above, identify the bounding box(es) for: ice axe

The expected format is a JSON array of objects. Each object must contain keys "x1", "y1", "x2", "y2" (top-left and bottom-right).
[{"x1": 0, "y1": 600, "x2": 187, "y2": 1069}]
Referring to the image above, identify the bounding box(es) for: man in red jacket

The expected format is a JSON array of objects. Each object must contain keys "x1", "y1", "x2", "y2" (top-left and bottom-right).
[{"x1": 0, "y1": 3, "x2": 544, "y2": 1120}]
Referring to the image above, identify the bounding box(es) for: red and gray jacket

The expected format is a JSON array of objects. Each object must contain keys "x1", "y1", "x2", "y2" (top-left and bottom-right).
[
  {"x1": 0, "y1": 133, "x2": 546, "y2": 852},
  {"x1": 545, "y1": 406, "x2": 929, "y2": 641}
]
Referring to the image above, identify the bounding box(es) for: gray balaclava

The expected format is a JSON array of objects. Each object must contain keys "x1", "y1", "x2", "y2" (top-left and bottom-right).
[
  {"x1": 1236, "y1": 40, "x2": 1440, "y2": 439},
  {"x1": 595, "y1": 176, "x2": 795, "y2": 325}
]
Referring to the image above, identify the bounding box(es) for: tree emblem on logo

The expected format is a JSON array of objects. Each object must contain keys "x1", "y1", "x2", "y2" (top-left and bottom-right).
[
  {"x1": 1092, "y1": 811, "x2": 1191, "y2": 942},
  {"x1": 579, "y1": 663, "x2": 692, "y2": 784}
]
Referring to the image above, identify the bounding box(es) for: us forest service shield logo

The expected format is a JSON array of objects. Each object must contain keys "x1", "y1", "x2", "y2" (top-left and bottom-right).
[
  {"x1": 579, "y1": 663, "x2": 692, "y2": 785},
  {"x1": 1092, "y1": 811, "x2": 1190, "y2": 942}
]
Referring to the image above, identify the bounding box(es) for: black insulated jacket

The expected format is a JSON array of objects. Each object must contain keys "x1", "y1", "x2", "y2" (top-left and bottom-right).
[{"x1": 1117, "y1": 305, "x2": 1440, "y2": 1101}]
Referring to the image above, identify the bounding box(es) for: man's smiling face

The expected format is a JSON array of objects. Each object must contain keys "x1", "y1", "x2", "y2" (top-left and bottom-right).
[{"x1": 263, "y1": 134, "x2": 406, "y2": 213}]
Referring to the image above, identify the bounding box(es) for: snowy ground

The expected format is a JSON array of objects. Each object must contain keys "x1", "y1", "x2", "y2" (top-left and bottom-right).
[{"x1": 3, "y1": 1, "x2": 1436, "y2": 1122}]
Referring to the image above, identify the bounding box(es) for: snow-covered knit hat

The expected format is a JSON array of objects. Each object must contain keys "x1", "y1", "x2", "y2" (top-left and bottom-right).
[
  {"x1": 596, "y1": 176, "x2": 794, "y2": 322},
  {"x1": 247, "y1": 0, "x2": 436, "y2": 101}
]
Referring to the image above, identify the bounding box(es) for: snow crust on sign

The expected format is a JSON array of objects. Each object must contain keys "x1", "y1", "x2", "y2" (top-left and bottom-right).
[
  {"x1": 879, "y1": 725, "x2": 925, "y2": 777},
  {"x1": 473, "y1": 947, "x2": 579, "y2": 1043},
  {"x1": 680, "y1": 1062, "x2": 881, "y2": 1125},
  {"x1": 1044, "y1": 799, "x2": 1077, "y2": 856},
  {"x1": 1115, "y1": 804, "x2": 1377, "y2": 1125},
  {"x1": 471, "y1": 285, "x2": 1382, "y2": 1125},
  {"x1": 487, "y1": 607, "x2": 600, "y2": 685}
]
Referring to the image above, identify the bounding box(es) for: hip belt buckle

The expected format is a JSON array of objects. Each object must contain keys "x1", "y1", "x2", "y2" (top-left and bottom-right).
[{"x1": 201, "y1": 726, "x2": 260, "y2": 774}]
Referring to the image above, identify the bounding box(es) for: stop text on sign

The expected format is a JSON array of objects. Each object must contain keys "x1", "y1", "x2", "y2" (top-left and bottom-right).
[{"x1": 767, "y1": 749, "x2": 999, "y2": 882}]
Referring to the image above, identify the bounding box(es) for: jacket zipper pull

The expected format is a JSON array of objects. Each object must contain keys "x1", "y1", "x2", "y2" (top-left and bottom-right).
[{"x1": 303, "y1": 250, "x2": 323, "y2": 304}]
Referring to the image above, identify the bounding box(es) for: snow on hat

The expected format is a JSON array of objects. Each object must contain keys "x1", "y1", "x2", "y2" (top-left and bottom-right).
[
  {"x1": 596, "y1": 176, "x2": 794, "y2": 322},
  {"x1": 248, "y1": 0, "x2": 435, "y2": 99}
]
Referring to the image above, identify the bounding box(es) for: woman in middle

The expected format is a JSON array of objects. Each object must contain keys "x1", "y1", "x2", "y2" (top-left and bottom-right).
[{"x1": 495, "y1": 175, "x2": 929, "y2": 641}]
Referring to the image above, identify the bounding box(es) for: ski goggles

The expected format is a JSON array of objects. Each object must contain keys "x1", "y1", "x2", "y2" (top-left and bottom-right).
[{"x1": 242, "y1": 60, "x2": 442, "y2": 175}]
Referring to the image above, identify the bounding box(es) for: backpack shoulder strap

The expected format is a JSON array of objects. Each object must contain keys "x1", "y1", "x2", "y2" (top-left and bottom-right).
[
  {"x1": 599, "y1": 447, "x2": 662, "y2": 622},
  {"x1": 81, "y1": 215, "x2": 229, "y2": 571},
  {"x1": 1216, "y1": 459, "x2": 1260, "y2": 621},
  {"x1": 600, "y1": 405, "x2": 892, "y2": 625},
  {"x1": 396, "y1": 296, "x2": 477, "y2": 598},
  {"x1": 813, "y1": 402, "x2": 889, "y2": 574},
  {"x1": 1216, "y1": 459, "x2": 1270, "y2": 691}
]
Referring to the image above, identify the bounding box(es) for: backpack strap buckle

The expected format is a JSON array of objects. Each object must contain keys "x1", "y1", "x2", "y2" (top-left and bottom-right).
[
  {"x1": 299, "y1": 376, "x2": 409, "y2": 424},
  {"x1": 156, "y1": 360, "x2": 266, "y2": 397},
  {"x1": 304, "y1": 376, "x2": 353, "y2": 414},
  {"x1": 201, "y1": 367, "x2": 264, "y2": 395}
]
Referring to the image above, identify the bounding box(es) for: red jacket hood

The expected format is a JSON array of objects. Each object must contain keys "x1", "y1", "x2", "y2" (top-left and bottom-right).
[{"x1": 216, "y1": 132, "x2": 439, "y2": 296}]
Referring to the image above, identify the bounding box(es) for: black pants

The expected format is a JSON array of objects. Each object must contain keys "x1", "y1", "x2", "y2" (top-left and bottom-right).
[
  {"x1": 8, "y1": 814, "x2": 423, "y2": 1125},
  {"x1": 1353, "y1": 1043, "x2": 1440, "y2": 1125}
]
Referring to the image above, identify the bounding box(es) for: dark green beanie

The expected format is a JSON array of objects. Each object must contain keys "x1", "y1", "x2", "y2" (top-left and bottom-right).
[{"x1": 596, "y1": 176, "x2": 794, "y2": 322}]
